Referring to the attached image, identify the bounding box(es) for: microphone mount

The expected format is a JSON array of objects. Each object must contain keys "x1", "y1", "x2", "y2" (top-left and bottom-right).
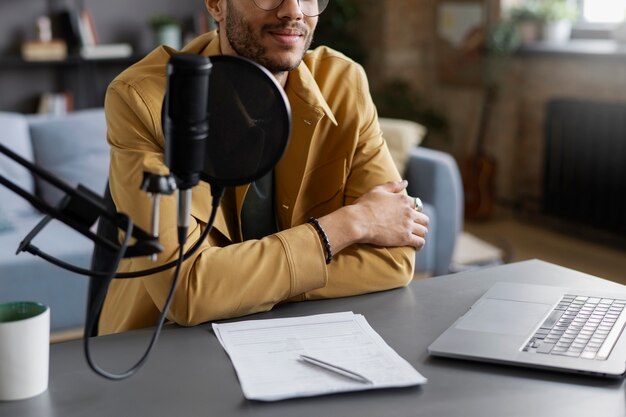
[
  {"x1": 141, "y1": 172, "x2": 177, "y2": 261},
  {"x1": 0, "y1": 142, "x2": 162, "y2": 260},
  {"x1": 0, "y1": 53, "x2": 292, "y2": 381}
]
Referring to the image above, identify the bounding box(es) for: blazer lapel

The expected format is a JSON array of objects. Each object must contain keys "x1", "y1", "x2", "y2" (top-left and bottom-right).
[{"x1": 275, "y1": 62, "x2": 337, "y2": 229}]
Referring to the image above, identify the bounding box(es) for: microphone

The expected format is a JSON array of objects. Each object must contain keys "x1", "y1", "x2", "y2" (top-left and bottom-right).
[
  {"x1": 197, "y1": 55, "x2": 291, "y2": 188},
  {"x1": 163, "y1": 54, "x2": 212, "y2": 245},
  {"x1": 0, "y1": 54, "x2": 291, "y2": 382}
]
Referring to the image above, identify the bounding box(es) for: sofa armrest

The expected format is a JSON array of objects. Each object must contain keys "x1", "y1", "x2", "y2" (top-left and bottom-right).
[{"x1": 405, "y1": 147, "x2": 464, "y2": 276}]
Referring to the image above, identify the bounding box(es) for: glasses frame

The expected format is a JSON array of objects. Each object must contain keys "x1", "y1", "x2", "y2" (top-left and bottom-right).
[{"x1": 251, "y1": 0, "x2": 329, "y2": 17}]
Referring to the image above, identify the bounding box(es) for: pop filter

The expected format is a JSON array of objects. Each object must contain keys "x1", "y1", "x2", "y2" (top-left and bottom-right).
[{"x1": 200, "y1": 55, "x2": 291, "y2": 187}]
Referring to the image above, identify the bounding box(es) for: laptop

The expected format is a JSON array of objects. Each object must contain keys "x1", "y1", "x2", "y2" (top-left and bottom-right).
[{"x1": 428, "y1": 282, "x2": 626, "y2": 378}]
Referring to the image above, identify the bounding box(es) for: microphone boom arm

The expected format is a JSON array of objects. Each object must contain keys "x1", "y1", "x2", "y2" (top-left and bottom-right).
[{"x1": 0, "y1": 142, "x2": 162, "y2": 260}]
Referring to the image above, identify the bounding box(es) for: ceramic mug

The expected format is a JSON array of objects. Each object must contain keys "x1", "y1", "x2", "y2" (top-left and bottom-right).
[{"x1": 0, "y1": 301, "x2": 50, "y2": 401}]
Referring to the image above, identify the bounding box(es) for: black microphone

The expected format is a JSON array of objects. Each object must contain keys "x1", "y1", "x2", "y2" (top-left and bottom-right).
[{"x1": 163, "y1": 54, "x2": 212, "y2": 245}]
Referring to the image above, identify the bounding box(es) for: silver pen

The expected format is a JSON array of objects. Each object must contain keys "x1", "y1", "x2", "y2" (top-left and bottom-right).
[{"x1": 299, "y1": 354, "x2": 373, "y2": 384}]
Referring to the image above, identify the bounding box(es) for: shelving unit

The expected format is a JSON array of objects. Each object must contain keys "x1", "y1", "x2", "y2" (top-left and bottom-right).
[
  {"x1": 0, "y1": 55, "x2": 141, "y2": 68},
  {"x1": 0, "y1": 1, "x2": 203, "y2": 113},
  {"x1": 0, "y1": 54, "x2": 144, "y2": 113}
]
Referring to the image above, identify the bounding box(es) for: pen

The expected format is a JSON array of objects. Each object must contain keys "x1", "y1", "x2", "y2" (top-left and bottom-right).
[{"x1": 299, "y1": 354, "x2": 373, "y2": 384}]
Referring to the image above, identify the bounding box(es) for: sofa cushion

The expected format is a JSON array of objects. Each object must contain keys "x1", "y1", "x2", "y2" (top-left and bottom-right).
[
  {"x1": 0, "y1": 214, "x2": 91, "y2": 331},
  {"x1": 29, "y1": 109, "x2": 109, "y2": 207},
  {"x1": 0, "y1": 207, "x2": 16, "y2": 233},
  {"x1": 379, "y1": 118, "x2": 427, "y2": 176},
  {"x1": 0, "y1": 112, "x2": 37, "y2": 217}
]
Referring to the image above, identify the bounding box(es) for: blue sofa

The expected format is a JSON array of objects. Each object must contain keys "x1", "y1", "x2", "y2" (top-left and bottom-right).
[
  {"x1": 0, "y1": 109, "x2": 109, "y2": 334},
  {"x1": 0, "y1": 109, "x2": 462, "y2": 335},
  {"x1": 379, "y1": 118, "x2": 464, "y2": 277},
  {"x1": 406, "y1": 146, "x2": 464, "y2": 276}
]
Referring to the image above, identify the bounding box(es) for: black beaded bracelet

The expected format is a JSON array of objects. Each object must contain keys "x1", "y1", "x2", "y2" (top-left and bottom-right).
[{"x1": 308, "y1": 217, "x2": 333, "y2": 265}]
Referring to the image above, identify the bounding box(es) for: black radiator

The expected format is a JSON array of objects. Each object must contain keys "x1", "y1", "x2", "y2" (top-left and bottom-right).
[{"x1": 543, "y1": 99, "x2": 626, "y2": 237}]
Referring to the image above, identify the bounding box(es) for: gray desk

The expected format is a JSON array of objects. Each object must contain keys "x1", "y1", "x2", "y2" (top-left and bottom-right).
[{"x1": 3, "y1": 260, "x2": 625, "y2": 417}]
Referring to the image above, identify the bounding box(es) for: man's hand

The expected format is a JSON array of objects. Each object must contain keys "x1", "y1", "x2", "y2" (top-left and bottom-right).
[{"x1": 318, "y1": 180, "x2": 429, "y2": 255}]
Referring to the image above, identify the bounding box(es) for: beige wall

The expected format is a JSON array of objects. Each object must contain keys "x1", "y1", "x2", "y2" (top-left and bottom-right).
[{"x1": 360, "y1": 0, "x2": 626, "y2": 211}]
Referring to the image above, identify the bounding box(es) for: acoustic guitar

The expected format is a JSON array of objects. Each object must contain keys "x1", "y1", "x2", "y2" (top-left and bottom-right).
[{"x1": 462, "y1": 86, "x2": 497, "y2": 220}]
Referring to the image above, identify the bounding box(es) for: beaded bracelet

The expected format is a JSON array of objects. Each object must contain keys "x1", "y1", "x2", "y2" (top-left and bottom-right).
[{"x1": 308, "y1": 217, "x2": 333, "y2": 265}]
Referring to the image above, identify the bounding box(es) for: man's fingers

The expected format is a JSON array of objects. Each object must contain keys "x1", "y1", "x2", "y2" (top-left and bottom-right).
[
  {"x1": 410, "y1": 214, "x2": 429, "y2": 249},
  {"x1": 414, "y1": 212, "x2": 429, "y2": 228},
  {"x1": 378, "y1": 180, "x2": 408, "y2": 194},
  {"x1": 413, "y1": 223, "x2": 428, "y2": 238}
]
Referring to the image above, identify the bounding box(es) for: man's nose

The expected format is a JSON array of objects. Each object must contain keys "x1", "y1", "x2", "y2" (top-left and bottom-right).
[{"x1": 276, "y1": 0, "x2": 304, "y2": 19}]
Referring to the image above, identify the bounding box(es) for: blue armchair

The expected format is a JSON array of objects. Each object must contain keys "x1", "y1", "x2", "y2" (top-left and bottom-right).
[{"x1": 379, "y1": 118, "x2": 464, "y2": 277}]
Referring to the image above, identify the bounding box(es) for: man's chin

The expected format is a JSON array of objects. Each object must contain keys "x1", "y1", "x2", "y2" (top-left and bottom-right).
[{"x1": 260, "y1": 55, "x2": 303, "y2": 74}]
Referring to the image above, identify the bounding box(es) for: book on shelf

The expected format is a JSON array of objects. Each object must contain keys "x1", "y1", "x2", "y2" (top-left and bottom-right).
[
  {"x1": 79, "y1": 8, "x2": 99, "y2": 47},
  {"x1": 52, "y1": 8, "x2": 84, "y2": 52},
  {"x1": 79, "y1": 43, "x2": 133, "y2": 59},
  {"x1": 50, "y1": 6, "x2": 133, "y2": 59},
  {"x1": 21, "y1": 40, "x2": 68, "y2": 61},
  {"x1": 37, "y1": 92, "x2": 74, "y2": 116}
]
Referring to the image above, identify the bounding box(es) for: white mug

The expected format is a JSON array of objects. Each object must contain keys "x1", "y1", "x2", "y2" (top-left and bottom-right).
[{"x1": 0, "y1": 301, "x2": 50, "y2": 401}]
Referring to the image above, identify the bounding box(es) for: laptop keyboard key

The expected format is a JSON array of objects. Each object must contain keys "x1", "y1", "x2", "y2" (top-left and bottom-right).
[
  {"x1": 536, "y1": 343, "x2": 555, "y2": 354},
  {"x1": 540, "y1": 310, "x2": 565, "y2": 330},
  {"x1": 580, "y1": 351, "x2": 597, "y2": 359}
]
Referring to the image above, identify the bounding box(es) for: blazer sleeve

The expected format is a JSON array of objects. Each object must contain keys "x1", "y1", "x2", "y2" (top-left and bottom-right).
[
  {"x1": 104, "y1": 80, "x2": 329, "y2": 328},
  {"x1": 302, "y1": 63, "x2": 416, "y2": 301}
]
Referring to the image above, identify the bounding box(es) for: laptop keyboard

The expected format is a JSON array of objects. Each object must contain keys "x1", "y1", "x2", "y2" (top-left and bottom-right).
[{"x1": 522, "y1": 295, "x2": 626, "y2": 360}]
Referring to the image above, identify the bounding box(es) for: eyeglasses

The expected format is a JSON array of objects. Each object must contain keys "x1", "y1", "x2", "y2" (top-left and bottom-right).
[{"x1": 251, "y1": 0, "x2": 329, "y2": 17}]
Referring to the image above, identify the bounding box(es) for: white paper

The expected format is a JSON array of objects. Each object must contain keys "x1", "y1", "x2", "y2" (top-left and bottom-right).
[{"x1": 212, "y1": 311, "x2": 427, "y2": 401}]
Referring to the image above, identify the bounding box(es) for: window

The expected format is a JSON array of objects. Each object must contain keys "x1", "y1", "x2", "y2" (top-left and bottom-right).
[{"x1": 577, "y1": 0, "x2": 626, "y2": 23}]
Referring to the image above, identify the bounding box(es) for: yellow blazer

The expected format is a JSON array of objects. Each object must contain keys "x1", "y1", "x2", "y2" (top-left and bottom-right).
[{"x1": 99, "y1": 32, "x2": 415, "y2": 335}]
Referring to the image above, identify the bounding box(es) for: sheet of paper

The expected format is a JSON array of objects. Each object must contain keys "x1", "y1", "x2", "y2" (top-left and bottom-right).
[{"x1": 212, "y1": 311, "x2": 427, "y2": 401}]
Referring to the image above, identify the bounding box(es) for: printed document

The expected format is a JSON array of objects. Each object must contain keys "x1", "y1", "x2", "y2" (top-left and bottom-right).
[{"x1": 212, "y1": 311, "x2": 427, "y2": 401}]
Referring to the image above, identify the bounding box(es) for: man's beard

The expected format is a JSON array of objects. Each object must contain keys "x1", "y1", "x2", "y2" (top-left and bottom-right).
[{"x1": 224, "y1": 1, "x2": 313, "y2": 74}]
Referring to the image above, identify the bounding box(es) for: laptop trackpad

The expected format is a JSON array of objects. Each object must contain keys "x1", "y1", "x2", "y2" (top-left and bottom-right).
[{"x1": 454, "y1": 298, "x2": 552, "y2": 337}]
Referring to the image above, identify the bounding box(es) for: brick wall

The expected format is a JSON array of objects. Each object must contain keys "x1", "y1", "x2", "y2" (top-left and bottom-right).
[{"x1": 360, "y1": 0, "x2": 626, "y2": 211}]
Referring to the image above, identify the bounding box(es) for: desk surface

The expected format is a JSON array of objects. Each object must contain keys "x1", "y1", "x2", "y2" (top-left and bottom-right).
[{"x1": 3, "y1": 260, "x2": 625, "y2": 417}]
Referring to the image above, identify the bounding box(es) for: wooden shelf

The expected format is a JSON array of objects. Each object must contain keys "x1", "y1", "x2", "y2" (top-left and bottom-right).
[
  {"x1": 0, "y1": 54, "x2": 144, "y2": 68},
  {"x1": 517, "y1": 39, "x2": 626, "y2": 58},
  {"x1": 0, "y1": 54, "x2": 145, "y2": 112}
]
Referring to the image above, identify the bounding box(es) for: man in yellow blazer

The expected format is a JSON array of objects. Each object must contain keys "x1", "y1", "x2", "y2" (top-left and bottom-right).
[{"x1": 99, "y1": 0, "x2": 429, "y2": 335}]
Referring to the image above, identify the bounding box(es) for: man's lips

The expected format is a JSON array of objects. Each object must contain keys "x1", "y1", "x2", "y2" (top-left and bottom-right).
[
  {"x1": 269, "y1": 29, "x2": 303, "y2": 37},
  {"x1": 268, "y1": 30, "x2": 303, "y2": 44}
]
